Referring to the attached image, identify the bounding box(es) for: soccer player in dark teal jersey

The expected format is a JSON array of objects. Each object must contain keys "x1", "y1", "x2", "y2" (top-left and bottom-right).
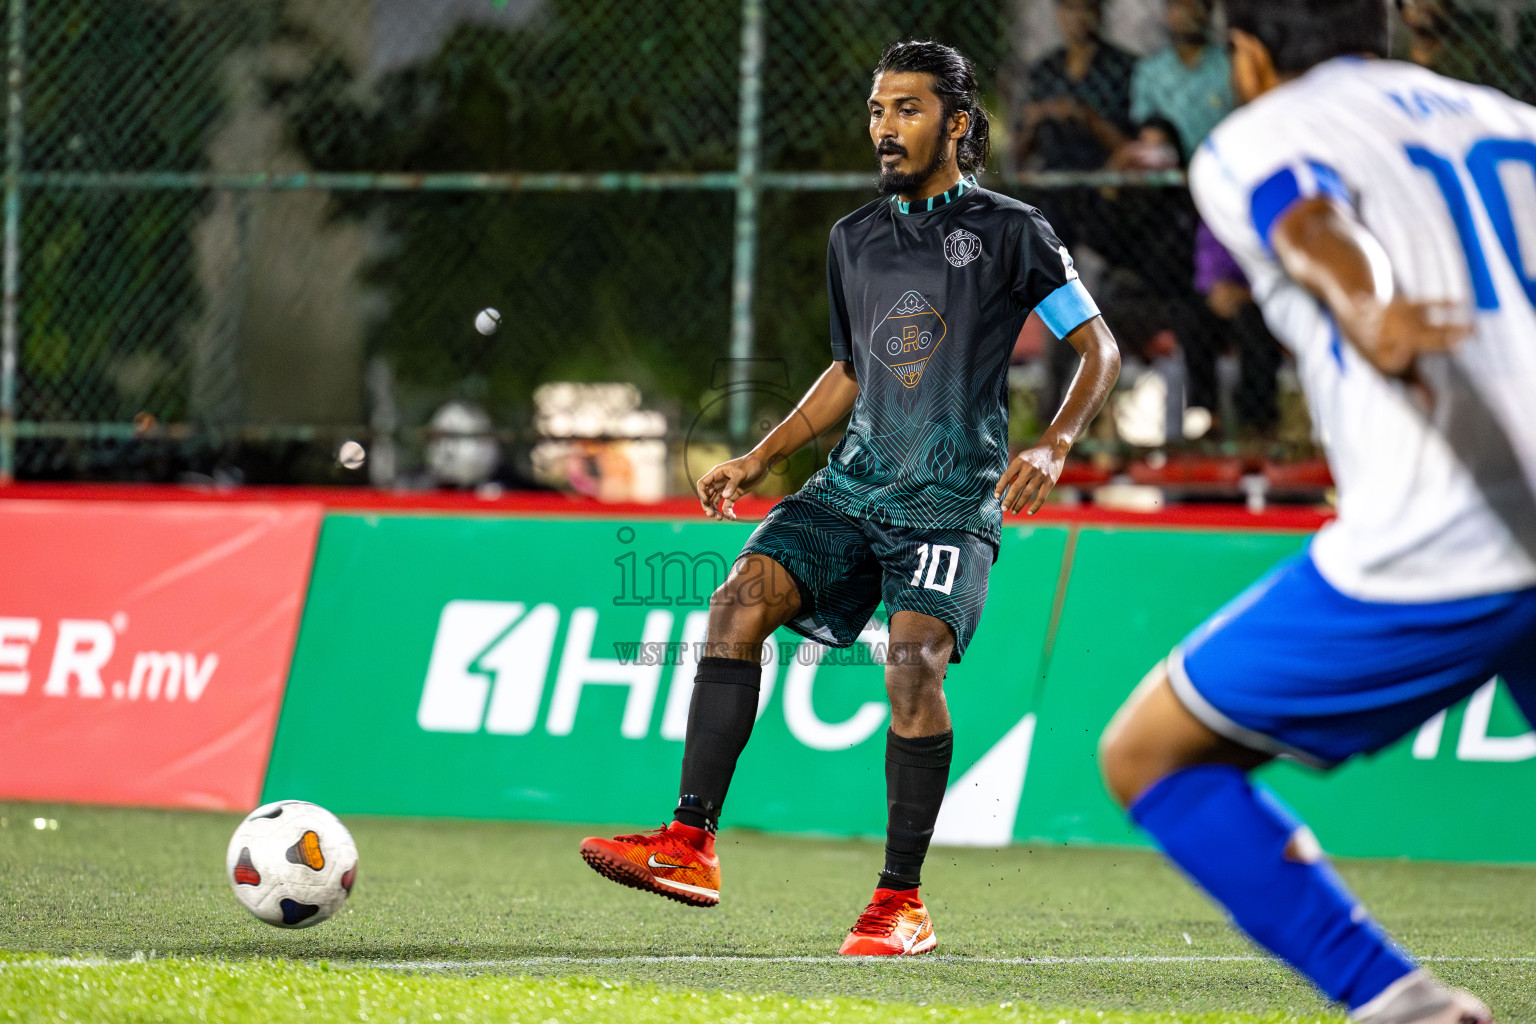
[{"x1": 581, "y1": 40, "x2": 1120, "y2": 955}]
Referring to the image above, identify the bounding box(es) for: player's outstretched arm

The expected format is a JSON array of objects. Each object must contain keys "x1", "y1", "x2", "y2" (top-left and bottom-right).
[
  {"x1": 695, "y1": 360, "x2": 860, "y2": 520},
  {"x1": 1272, "y1": 197, "x2": 1471, "y2": 376},
  {"x1": 996, "y1": 315, "x2": 1120, "y2": 515}
]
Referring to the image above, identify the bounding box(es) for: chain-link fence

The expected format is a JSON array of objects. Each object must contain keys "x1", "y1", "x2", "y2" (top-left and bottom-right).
[{"x1": 6, "y1": 0, "x2": 1536, "y2": 495}]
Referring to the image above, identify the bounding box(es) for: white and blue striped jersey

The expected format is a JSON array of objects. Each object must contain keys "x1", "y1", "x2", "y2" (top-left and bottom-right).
[{"x1": 1191, "y1": 58, "x2": 1536, "y2": 603}]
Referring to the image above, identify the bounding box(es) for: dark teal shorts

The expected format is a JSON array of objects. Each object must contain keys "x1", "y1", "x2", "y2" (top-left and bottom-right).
[{"x1": 739, "y1": 493, "x2": 995, "y2": 662}]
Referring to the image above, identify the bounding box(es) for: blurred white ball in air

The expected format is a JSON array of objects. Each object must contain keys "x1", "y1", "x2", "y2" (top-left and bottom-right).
[
  {"x1": 337, "y1": 440, "x2": 366, "y2": 470},
  {"x1": 475, "y1": 308, "x2": 501, "y2": 335}
]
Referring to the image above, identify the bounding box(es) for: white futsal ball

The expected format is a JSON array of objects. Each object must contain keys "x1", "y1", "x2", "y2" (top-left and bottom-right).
[
  {"x1": 337, "y1": 440, "x2": 367, "y2": 470},
  {"x1": 226, "y1": 800, "x2": 358, "y2": 929}
]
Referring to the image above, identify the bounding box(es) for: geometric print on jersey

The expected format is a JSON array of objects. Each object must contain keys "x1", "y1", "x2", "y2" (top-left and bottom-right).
[
  {"x1": 875, "y1": 290, "x2": 946, "y2": 388},
  {"x1": 739, "y1": 493, "x2": 996, "y2": 663},
  {"x1": 801, "y1": 359, "x2": 1008, "y2": 546},
  {"x1": 919, "y1": 419, "x2": 967, "y2": 481},
  {"x1": 811, "y1": 183, "x2": 1084, "y2": 548}
]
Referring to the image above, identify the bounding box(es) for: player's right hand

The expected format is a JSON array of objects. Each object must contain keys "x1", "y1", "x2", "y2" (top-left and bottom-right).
[
  {"x1": 1349, "y1": 295, "x2": 1472, "y2": 376},
  {"x1": 696, "y1": 455, "x2": 767, "y2": 521}
]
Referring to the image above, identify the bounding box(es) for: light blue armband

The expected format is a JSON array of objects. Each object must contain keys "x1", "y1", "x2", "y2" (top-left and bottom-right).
[{"x1": 1035, "y1": 278, "x2": 1100, "y2": 338}]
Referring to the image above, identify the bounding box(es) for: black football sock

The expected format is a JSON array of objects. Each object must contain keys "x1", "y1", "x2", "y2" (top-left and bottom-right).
[
  {"x1": 675, "y1": 656, "x2": 762, "y2": 832},
  {"x1": 879, "y1": 729, "x2": 953, "y2": 891}
]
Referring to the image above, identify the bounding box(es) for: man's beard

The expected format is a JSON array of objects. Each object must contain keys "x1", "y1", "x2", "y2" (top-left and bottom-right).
[{"x1": 876, "y1": 131, "x2": 951, "y2": 197}]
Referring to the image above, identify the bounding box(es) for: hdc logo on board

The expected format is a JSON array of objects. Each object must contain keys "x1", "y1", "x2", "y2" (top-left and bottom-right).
[
  {"x1": 415, "y1": 600, "x2": 1536, "y2": 764},
  {"x1": 416, "y1": 600, "x2": 892, "y2": 751},
  {"x1": 0, "y1": 615, "x2": 218, "y2": 703},
  {"x1": 412, "y1": 598, "x2": 1041, "y2": 846}
]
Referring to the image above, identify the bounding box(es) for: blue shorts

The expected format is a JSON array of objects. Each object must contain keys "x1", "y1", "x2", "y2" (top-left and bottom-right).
[{"x1": 1171, "y1": 551, "x2": 1536, "y2": 768}]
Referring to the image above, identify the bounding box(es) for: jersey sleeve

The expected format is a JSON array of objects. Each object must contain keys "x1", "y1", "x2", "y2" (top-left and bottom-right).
[
  {"x1": 1011, "y1": 207, "x2": 1101, "y2": 339},
  {"x1": 1190, "y1": 104, "x2": 1360, "y2": 366},
  {"x1": 827, "y1": 234, "x2": 853, "y2": 362},
  {"x1": 1190, "y1": 107, "x2": 1356, "y2": 271}
]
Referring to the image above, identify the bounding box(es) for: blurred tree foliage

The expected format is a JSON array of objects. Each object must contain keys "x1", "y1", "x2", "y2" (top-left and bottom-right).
[
  {"x1": 273, "y1": 0, "x2": 740, "y2": 426},
  {"x1": 22, "y1": 0, "x2": 249, "y2": 428},
  {"x1": 274, "y1": 0, "x2": 1003, "y2": 429},
  {"x1": 759, "y1": 0, "x2": 1002, "y2": 172}
]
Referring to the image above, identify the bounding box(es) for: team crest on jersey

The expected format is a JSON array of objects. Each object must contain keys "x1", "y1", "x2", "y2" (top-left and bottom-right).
[
  {"x1": 944, "y1": 229, "x2": 982, "y2": 267},
  {"x1": 874, "y1": 290, "x2": 947, "y2": 389}
]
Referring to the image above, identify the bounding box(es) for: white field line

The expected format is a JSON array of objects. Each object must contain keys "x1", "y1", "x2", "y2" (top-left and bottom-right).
[
  {"x1": 356, "y1": 955, "x2": 1536, "y2": 970},
  {"x1": 0, "y1": 958, "x2": 120, "y2": 969},
  {"x1": 3, "y1": 954, "x2": 1534, "y2": 971},
  {"x1": 364, "y1": 955, "x2": 1277, "y2": 969}
]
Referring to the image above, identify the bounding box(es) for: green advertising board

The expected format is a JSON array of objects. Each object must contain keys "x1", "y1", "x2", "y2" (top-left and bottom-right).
[
  {"x1": 266, "y1": 514, "x2": 1536, "y2": 863},
  {"x1": 1016, "y1": 527, "x2": 1313, "y2": 850},
  {"x1": 266, "y1": 515, "x2": 1066, "y2": 844},
  {"x1": 1018, "y1": 527, "x2": 1536, "y2": 862}
]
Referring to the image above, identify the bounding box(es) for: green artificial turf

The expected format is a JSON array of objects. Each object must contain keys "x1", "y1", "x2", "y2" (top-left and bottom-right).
[
  {"x1": 2, "y1": 803, "x2": 1533, "y2": 1022},
  {"x1": 0, "y1": 957, "x2": 1345, "y2": 1024}
]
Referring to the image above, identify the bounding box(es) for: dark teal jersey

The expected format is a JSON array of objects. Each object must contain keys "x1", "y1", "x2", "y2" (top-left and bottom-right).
[{"x1": 799, "y1": 176, "x2": 1100, "y2": 546}]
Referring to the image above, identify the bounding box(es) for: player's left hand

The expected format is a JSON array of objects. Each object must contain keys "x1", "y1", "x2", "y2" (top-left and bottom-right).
[{"x1": 995, "y1": 442, "x2": 1066, "y2": 516}]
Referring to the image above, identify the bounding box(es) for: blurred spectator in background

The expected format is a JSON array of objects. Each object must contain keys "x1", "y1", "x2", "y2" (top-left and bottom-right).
[
  {"x1": 1098, "y1": 117, "x2": 1224, "y2": 435},
  {"x1": 1100, "y1": 275, "x2": 1187, "y2": 448},
  {"x1": 1399, "y1": 0, "x2": 1453, "y2": 70},
  {"x1": 1194, "y1": 222, "x2": 1282, "y2": 434},
  {"x1": 1394, "y1": 0, "x2": 1520, "y2": 97},
  {"x1": 1022, "y1": 0, "x2": 1248, "y2": 439},
  {"x1": 1012, "y1": 0, "x2": 1137, "y2": 274},
  {"x1": 1106, "y1": 117, "x2": 1279, "y2": 437},
  {"x1": 1013, "y1": 0, "x2": 1137, "y2": 421},
  {"x1": 1105, "y1": 118, "x2": 1182, "y2": 174},
  {"x1": 1015, "y1": 0, "x2": 1136, "y2": 174},
  {"x1": 1129, "y1": 0, "x2": 1232, "y2": 158}
]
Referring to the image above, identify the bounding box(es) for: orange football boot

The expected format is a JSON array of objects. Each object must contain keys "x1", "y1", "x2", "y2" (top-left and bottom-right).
[
  {"x1": 579, "y1": 821, "x2": 720, "y2": 907},
  {"x1": 838, "y1": 886, "x2": 937, "y2": 955}
]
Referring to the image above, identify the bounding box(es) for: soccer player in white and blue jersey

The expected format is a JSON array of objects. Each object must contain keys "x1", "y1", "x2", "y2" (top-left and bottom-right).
[{"x1": 1099, "y1": 2, "x2": 1536, "y2": 1022}]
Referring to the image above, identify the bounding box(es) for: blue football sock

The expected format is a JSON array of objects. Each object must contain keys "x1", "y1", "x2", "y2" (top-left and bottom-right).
[{"x1": 1130, "y1": 764, "x2": 1415, "y2": 1010}]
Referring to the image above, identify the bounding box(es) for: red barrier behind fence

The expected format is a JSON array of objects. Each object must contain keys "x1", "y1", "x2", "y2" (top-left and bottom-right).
[
  {"x1": 0, "y1": 483, "x2": 1335, "y2": 531},
  {"x1": 0, "y1": 501, "x2": 322, "y2": 810}
]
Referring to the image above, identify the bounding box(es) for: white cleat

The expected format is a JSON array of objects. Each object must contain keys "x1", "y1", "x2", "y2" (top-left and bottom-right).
[
  {"x1": 1431, "y1": 994, "x2": 1492, "y2": 1024},
  {"x1": 1353, "y1": 971, "x2": 1493, "y2": 1024},
  {"x1": 1426, "y1": 992, "x2": 1493, "y2": 1024}
]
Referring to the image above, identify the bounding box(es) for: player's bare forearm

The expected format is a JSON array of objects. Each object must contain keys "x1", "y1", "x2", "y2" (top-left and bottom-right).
[
  {"x1": 1272, "y1": 197, "x2": 1470, "y2": 376},
  {"x1": 1043, "y1": 315, "x2": 1119, "y2": 451},
  {"x1": 748, "y1": 360, "x2": 859, "y2": 465},
  {"x1": 996, "y1": 315, "x2": 1119, "y2": 515},
  {"x1": 695, "y1": 361, "x2": 858, "y2": 521},
  {"x1": 1272, "y1": 199, "x2": 1391, "y2": 361}
]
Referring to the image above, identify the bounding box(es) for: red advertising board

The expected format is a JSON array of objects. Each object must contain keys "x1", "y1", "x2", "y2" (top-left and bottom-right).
[{"x1": 0, "y1": 500, "x2": 322, "y2": 810}]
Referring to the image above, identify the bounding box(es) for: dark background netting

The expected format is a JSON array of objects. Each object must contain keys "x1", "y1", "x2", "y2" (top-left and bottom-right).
[{"x1": 7, "y1": 0, "x2": 1532, "y2": 490}]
